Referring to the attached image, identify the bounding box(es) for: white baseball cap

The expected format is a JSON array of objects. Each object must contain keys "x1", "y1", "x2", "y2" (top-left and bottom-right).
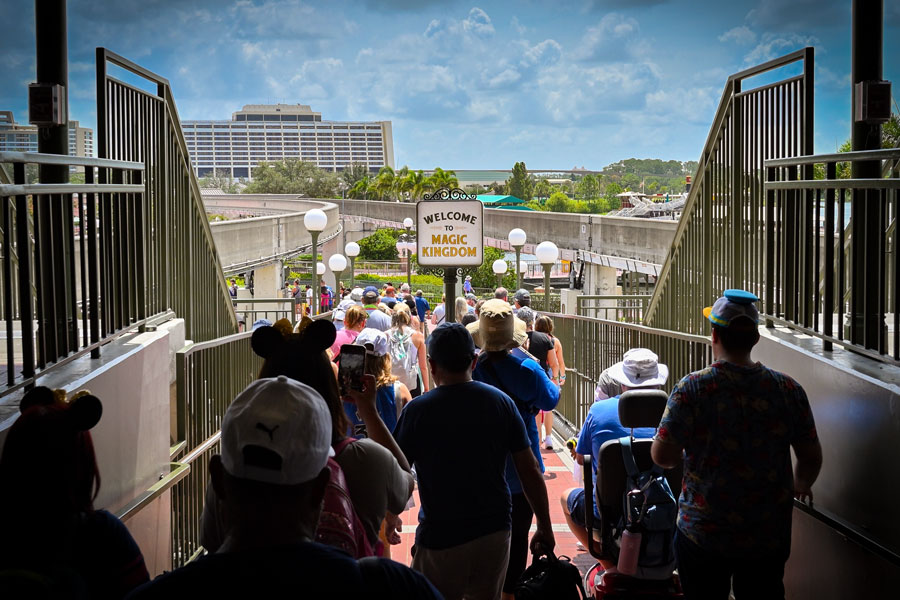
[
  {"x1": 355, "y1": 327, "x2": 390, "y2": 357},
  {"x1": 607, "y1": 348, "x2": 669, "y2": 388},
  {"x1": 220, "y1": 376, "x2": 332, "y2": 486}
]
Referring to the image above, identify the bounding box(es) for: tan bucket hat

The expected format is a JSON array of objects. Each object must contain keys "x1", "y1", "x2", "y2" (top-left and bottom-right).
[{"x1": 466, "y1": 299, "x2": 527, "y2": 351}]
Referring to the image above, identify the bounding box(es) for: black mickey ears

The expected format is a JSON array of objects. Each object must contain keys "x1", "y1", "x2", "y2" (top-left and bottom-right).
[
  {"x1": 19, "y1": 386, "x2": 102, "y2": 432},
  {"x1": 20, "y1": 386, "x2": 56, "y2": 412},
  {"x1": 68, "y1": 393, "x2": 103, "y2": 432},
  {"x1": 300, "y1": 320, "x2": 337, "y2": 353},
  {"x1": 251, "y1": 325, "x2": 285, "y2": 359}
]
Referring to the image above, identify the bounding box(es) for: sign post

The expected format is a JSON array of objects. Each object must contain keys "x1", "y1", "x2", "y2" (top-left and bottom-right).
[{"x1": 417, "y1": 188, "x2": 484, "y2": 324}]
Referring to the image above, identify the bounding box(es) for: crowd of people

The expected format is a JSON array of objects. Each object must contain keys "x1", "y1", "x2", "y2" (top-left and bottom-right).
[{"x1": 0, "y1": 285, "x2": 822, "y2": 600}]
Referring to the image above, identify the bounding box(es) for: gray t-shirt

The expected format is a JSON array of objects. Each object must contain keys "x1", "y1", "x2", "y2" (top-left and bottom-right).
[{"x1": 337, "y1": 437, "x2": 413, "y2": 544}]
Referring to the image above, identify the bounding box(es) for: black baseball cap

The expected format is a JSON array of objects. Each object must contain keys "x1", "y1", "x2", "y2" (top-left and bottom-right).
[
  {"x1": 427, "y1": 323, "x2": 476, "y2": 372},
  {"x1": 514, "y1": 289, "x2": 531, "y2": 303}
]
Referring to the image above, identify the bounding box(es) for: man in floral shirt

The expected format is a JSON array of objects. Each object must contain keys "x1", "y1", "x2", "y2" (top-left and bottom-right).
[{"x1": 651, "y1": 289, "x2": 822, "y2": 600}]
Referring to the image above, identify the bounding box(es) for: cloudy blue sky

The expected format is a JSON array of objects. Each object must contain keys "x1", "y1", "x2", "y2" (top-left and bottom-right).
[{"x1": 2, "y1": 0, "x2": 898, "y2": 169}]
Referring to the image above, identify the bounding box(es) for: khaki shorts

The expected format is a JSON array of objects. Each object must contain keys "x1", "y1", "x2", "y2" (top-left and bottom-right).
[{"x1": 412, "y1": 529, "x2": 511, "y2": 600}]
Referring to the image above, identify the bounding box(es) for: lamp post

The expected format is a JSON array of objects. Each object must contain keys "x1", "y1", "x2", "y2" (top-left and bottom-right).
[
  {"x1": 535, "y1": 241, "x2": 559, "y2": 313},
  {"x1": 403, "y1": 217, "x2": 414, "y2": 289},
  {"x1": 345, "y1": 241, "x2": 360, "y2": 289},
  {"x1": 328, "y1": 253, "x2": 347, "y2": 295},
  {"x1": 304, "y1": 209, "x2": 327, "y2": 315},
  {"x1": 492, "y1": 259, "x2": 508, "y2": 289},
  {"x1": 508, "y1": 228, "x2": 526, "y2": 290}
]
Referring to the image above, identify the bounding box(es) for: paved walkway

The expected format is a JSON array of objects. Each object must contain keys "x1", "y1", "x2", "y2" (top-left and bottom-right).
[{"x1": 388, "y1": 431, "x2": 597, "y2": 577}]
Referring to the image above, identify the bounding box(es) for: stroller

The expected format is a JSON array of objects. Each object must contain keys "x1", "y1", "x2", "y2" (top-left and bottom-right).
[{"x1": 580, "y1": 389, "x2": 684, "y2": 599}]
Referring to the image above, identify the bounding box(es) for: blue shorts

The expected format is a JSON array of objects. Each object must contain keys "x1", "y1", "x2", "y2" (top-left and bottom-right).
[{"x1": 567, "y1": 488, "x2": 601, "y2": 529}]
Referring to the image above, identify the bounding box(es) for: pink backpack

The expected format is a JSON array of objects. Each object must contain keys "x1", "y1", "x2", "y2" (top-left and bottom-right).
[{"x1": 315, "y1": 438, "x2": 384, "y2": 558}]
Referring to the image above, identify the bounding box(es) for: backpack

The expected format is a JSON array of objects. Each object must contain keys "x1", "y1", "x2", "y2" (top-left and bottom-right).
[
  {"x1": 616, "y1": 436, "x2": 677, "y2": 579},
  {"x1": 389, "y1": 328, "x2": 419, "y2": 390},
  {"x1": 514, "y1": 552, "x2": 587, "y2": 600},
  {"x1": 316, "y1": 438, "x2": 384, "y2": 559}
]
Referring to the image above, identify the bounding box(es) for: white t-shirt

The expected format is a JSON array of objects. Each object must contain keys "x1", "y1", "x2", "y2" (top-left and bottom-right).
[{"x1": 432, "y1": 304, "x2": 445, "y2": 325}]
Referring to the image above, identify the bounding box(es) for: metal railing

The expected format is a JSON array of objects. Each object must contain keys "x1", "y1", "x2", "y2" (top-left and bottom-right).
[
  {"x1": 646, "y1": 48, "x2": 814, "y2": 335},
  {"x1": 764, "y1": 148, "x2": 900, "y2": 361},
  {"x1": 544, "y1": 313, "x2": 712, "y2": 434},
  {"x1": 234, "y1": 297, "x2": 299, "y2": 327},
  {"x1": 170, "y1": 310, "x2": 332, "y2": 567},
  {"x1": 97, "y1": 48, "x2": 238, "y2": 343},
  {"x1": 576, "y1": 295, "x2": 650, "y2": 322},
  {"x1": 0, "y1": 152, "x2": 148, "y2": 397}
]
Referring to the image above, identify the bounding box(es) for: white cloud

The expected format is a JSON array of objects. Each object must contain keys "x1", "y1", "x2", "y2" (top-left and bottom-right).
[
  {"x1": 573, "y1": 13, "x2": 645, "y2": 62},
  {"x1": 743, "y1": 32, "x2": 820, "y2": 66},
  {"x1": 718, "y1": 26, "x2": 756, "y2": 45},
  {"x1": 462, "y1": 8, "x2": 495, "y2": 36},
  {"x1": 510, "y1": 16, "x2": 528, "y2": 36},
  {"x1": 520, "y1": 39, "x2": 563, "y2": 68},
  {"x1": 486, "y1": 67, "x2": 521, "y2": 88}
]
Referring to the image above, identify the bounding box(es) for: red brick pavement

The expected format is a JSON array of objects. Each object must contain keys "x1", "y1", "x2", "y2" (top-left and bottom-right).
[{"x1": 387, "y1": 433, "x2": 597, "y2": 578}]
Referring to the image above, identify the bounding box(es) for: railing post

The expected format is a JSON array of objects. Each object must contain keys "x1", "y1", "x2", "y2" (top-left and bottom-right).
[{"x1": 732, "y1": 80, "x2": 743, "y2": 288}]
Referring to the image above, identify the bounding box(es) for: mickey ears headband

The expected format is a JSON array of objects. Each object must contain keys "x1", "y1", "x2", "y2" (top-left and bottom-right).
[
  {"x1": 250, "y1": 318, "x2": 337, "y2": 360},
  {"x1": 20, "y1": 386, "x2": 103, "y2": 432}
]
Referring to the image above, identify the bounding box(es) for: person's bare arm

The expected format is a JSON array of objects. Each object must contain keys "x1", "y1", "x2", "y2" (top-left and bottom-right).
[
  {"x1": 414, "y1": 332, "x2": 430, "y2": 391},
  {"x1": 512, "y1": 448, "x2": 556, "y2": 555},
  {"x1": 547, "y1": 345, "x2": 560, "y2": 382},
  {"x1": 792, "y1": 439, "x2": 823, "y2": 503},
  {"x1": 651, "y1": 438, "x2": 683, "y2": 469},
  {"x1": 554, "y1": 339, "x2": 566, "y2": 385},
  {"x1": 347, "y1": 375, "x2": 411, "y2": 473}
]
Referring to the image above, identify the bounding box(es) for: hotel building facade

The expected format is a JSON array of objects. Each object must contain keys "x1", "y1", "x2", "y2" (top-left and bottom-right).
[
  {"x1": 0, "y1": 111, "x2": 94, "y2": 158},
  {"x1": 181, "y1": 104, "x2": 394, "y2": 179}
]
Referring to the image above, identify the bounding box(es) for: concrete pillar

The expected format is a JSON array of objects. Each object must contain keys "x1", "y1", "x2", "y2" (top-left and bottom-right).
[
  {"x1": 254, "y1": 262, "x2": 280, "y2": 300},
  {"x1": 321, "y1": 235, "x2": 342, "y2": 290},
  {"x1": 560, "y1": 288, "x2": 583, "y2": 315}
]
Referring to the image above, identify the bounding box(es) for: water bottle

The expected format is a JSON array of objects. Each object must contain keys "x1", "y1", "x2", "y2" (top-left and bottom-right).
[{"x1": 617, "y1": 525, "x2": 642, "y2": 575}]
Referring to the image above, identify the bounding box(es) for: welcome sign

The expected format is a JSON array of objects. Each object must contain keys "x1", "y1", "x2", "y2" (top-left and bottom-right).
[{"x1": 416, "y1": 190, "x2": 484, "y2": 267}]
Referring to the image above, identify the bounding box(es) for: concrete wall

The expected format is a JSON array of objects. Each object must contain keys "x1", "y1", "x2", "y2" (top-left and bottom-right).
[
  {"x1": 0, "y1": 328, "x2": 175, "y2": 576},
  {"x1": 754, "y1": 330, "x2": 900, "y2": 596},
  {"x1": 205, "y1": 196, "x2": 340, "y2": 269},
  {"x1": 202, "y1": 196, "x2": 678, "y2": 271}
]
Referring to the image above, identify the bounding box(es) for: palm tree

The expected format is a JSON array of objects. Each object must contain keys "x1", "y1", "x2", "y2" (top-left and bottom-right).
[
  {"x1": 534, "y1": 178, "x2": 551, "y2": 202},
  {"x1": 348, "y1": 176, "x2": 371, "y2": 199},
  {"x1": 373, "y1": 166, "x2": 396, "y2": 201},
  {"x1": 403, "y1": 170, "x2": 432, "y2": 201},
  {"x1": 427, "y1": 167, "x2": 459, "y2": 191},
  {"x1": 394, "y1": 165, "x2": 412, "y2": 202}
]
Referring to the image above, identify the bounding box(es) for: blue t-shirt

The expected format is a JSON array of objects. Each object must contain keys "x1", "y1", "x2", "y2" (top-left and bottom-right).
[
  {"x1": 414, "y1": 296, "x2": 430, "y2": 321},
  {"x1": 473, "y1": 353, "x2": 559, "y2": 495},
  {"x1": 394, "y1": 381, "x2": 530, "y2": 550},
  {"x1": 125, "y1": 541, "x2": 441, "y2": 599},
  {"x1": 576, "y1": 394, "x2": 656, "y2": 478},
  {"x1": 344, "y1": 384, "x2": 398, "y2": 438}
]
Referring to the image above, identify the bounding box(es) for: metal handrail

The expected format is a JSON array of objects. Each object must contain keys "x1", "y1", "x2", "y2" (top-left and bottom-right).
[
  {"x1": 115, "y1": 462, "x2": 190, "y2": 523},
  {"x1": 0, "y1": 183, "x2": 144, "y2": 195},
  {"x1": 646, "y1": 48, "x2": 814, "y2": 334},
  {"x1": 766, "y1": 148, "x2": 900, "y2": 167},
  {"x1": 0, "y1": 150, "x2": 144, "y2": 170}
]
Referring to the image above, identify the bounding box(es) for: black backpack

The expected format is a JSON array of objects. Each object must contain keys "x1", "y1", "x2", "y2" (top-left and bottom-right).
[
  {"x1": 514, "y1": 552, "x2": 587, "y2": 600},
  {"x1": 617, "y1": 436, "x2": 678, "y2": 579}
]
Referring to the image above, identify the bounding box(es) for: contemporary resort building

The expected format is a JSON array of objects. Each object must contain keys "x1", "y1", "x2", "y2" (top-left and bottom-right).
[
  {"x1": 181, "y1": 104, "x2": 395, "y2": 179},
  {"x1": 0, "y1": 111, "x2": 94, "y2": 158}
]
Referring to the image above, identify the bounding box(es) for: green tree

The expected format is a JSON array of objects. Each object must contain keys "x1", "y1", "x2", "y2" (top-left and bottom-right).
[
  {"x1": 404, "y1": 170, "x2": 433, "y2": 201},
  {"x1": 466, "y1": 247, "x2": 517, "y2": 290},
  {"x1": 348, "y1": 175, "x2": 372, "y2": 199},
  {"x1": 243, "y1": 159, "x2": 339, "y2": 197},
  {"x1": 340, "y1": 163, "x2": 370, "y2": 189},
  {"x1": 545, "y1": 191, "x2": 570, "y2": 212},
  {"x1": 605, "y1": 182, "x2": 623, "y2": 211},
  {"x1": 357, "y1": 228, "x2": 403, "y2": 260},
  {"x1": 427, "y1": 167, "x2": 459, "y2": 190},
  {"x1": 576, "y1": 174, "x2": 599, "y2": 199},
  {"x1": 372, "y1": 166, "x2": 397, "y2": 201},
  {"x1": 533, "y1": 178, "x2": 551, "y2": 201},
  {"x1": 199, "y1": 169, "x2": 243, "y2": 193},
  {"x1": 507, "y1": 161, "x2": 533, "y2": 202}
]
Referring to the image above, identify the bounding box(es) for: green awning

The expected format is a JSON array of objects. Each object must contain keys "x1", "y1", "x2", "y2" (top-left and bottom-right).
[{"x1": 476, "y1": 194, "x2": 525, "y2": 205}]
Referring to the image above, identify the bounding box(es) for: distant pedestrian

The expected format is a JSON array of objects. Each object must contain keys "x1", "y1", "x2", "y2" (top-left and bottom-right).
[{"x1": 463, "y1": 275, "x2": 473, "y2": 294}]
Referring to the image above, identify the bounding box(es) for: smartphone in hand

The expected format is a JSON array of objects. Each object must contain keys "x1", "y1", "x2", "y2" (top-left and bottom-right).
[{"x1": 338, "y1": 344, "x2": 366, "y2": 399}]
